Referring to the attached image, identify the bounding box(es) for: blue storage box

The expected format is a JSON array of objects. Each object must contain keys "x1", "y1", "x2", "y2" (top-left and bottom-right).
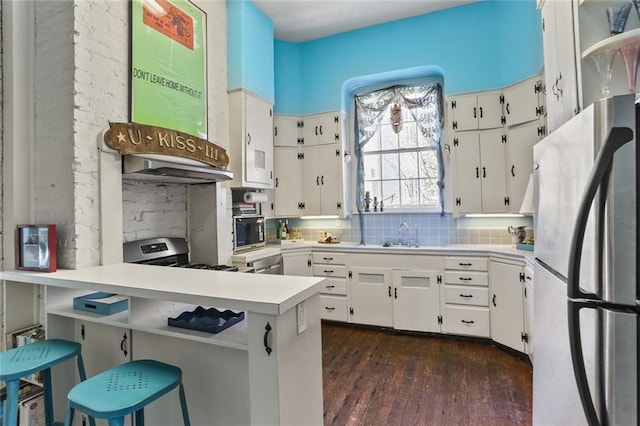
[
  {"x1": 168, "y1": 306, "x2": 245, "y2": 334},
  {"x1": 515, "y1": 243, "x2": 534, "y2": 251},
  {"x1": 73, "y1": 292, "x2": 128, "y2": 315}
]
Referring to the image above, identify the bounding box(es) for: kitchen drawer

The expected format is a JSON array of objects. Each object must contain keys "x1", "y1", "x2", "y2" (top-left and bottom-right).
[
  {"x1": 319, "y1": 277, "x2": 347, "y2": 296},
  {"x1": 444, "y1": 257, "x2": 488, "y2": 271},
  {"x1": 313, "y1": 264, "x2": 346, "y2": 278},
  {"x1": 312, "y1": 252, "x2": 346, "y2": 265},
  {"x1": 445, "y1": 285, "x2": 489, "y2": 306},
  {"x1": 444, "y1": 271, "x2": 488, "y2": 287},
  {"x1": 320, "y1": 295, "x2": 348, "y2": 322},
  {"x1": 445, "y1": 305, "x2": 490, "y2": 337}
]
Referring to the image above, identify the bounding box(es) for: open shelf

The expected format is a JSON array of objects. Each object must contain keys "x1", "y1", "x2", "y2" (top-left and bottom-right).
[{"x1": 583, "y1": 28, "x2": 640, "y2": 58}]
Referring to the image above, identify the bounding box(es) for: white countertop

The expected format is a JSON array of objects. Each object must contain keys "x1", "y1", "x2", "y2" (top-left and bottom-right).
[
  {"x1": 270, "y1": 241, "x2": 536, "y2": 263},
  {"x1": 0, "y1": 263, "x2": 325, "y2": 316}
]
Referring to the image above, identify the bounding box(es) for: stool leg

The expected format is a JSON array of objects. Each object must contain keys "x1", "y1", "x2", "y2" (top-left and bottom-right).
[
  {"x1": 178, "y1": 382, "x2": 190, "y2": 426},
  {"x1": 75, "y1": 353, "x2": 96, "y2": 426},
  {"x1": 42, "y1": 367, "x2": 55, "y2": 426},
  {"x1": 135, "y1": 409, "x2": 144, "y2": 426},
  {"x1": 108, "y1": 418, "x2": 125, "y2": 426},
  {"x1": 3, "y1": 379, "x2": 20, "y2": 426},
  {"x1": 64, "y1": 406, "x2": 75, "y2": 426}
]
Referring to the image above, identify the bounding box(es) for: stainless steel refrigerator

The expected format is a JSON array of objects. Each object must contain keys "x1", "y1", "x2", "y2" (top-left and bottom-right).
[{"x1": 533, "y1": 94, "x2": 638, "y2": 425}]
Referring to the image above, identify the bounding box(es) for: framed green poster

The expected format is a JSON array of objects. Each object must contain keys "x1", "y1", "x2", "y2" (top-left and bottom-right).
[{"x1": 130, "y1": 0, "x2": 207, "y2": 139}]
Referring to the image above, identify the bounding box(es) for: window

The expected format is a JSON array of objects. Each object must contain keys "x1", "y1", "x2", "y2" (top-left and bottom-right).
[{"x1": 355, "y1": 84, "x2": 444, "y2": 212}]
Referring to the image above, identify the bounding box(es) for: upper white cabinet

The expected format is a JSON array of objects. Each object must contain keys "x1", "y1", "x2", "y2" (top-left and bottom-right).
[
  {"x1": 302, "y1": 144, "x2": 344, "y2": 216},
  {"x1": 273, "y1": 147, "x2": 304, "y2": 217},
  {"x1": 301, "y1": 113, "x2": 342, "y2": 146},
  {"x1": 448, "y1": 73, "x2": 545, "y2": 215},
  {"x1": 503, "y1": 75, "x2": 546, "y2": 127},
  {"x1": 449, "y1": 92, "x2": 504, "y2": 131},
  {"x1": 451, "y1": 129, "x2": 508, "y2": 214},
  {"x1": 540, "y1": 0, "x2": 581, "y2": 133},
  {"x1": 228, "y1": 89, "x2": 274, "y2": 189},
  {"x1": 273, "y1": 115, "x2": 302, "y2": 147}
]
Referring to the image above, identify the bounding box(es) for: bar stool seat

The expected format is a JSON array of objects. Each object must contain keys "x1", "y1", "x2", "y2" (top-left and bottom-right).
[
  {"x1": 0, "y1": 339, "x2": 90, "y2": 426},
  {"x1": 64, "y1": 359, "x2": 190, "y2": 426}
]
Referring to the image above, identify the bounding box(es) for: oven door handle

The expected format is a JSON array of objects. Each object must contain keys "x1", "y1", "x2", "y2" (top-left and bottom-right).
[{"x1": 254, "y1": 264, "x2": 282, "y2": 274}]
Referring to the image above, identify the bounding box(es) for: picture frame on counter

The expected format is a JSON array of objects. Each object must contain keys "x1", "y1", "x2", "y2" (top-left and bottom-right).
[{"x1": 16, "y1": 224, "x2": 57, "y2": 272}]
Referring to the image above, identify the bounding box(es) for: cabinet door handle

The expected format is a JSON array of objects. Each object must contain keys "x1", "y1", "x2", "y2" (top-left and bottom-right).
[
  {"x1": 319, "y1": 125, "x2": 323, "y2": 135},
  {"x1": 483, "y1": 167, "x2": 486, "y2": 178},
  {"x1": 459, "y1": 277, "x2": 472, "y2": 281},
  {"x1": 274, "y1": 126, "x2": 278, "y2": 136},
  {"x1": 247, "y1": 133, "x2": 251, "y2": 144},
  {"x1": 324, "y1": 270, "x2": 334, "y2": 274},
  {"x1": 264, "y1": 322, "x2": 272, "y2": 356},
  {"x1": 321, "y1": 176, "x2": 324, "y2": 185},
  {"x1": 506, "y1": 103, "x2": 510, "y2": 114},
  {"x1": 459, "y1": 262, "x2": 472, "y2": 266},
  {"x1": 325, "y1": 306, "x2": 335, "y2": 311},
  {"x1": 316, "y1": 176, "x2": 320, "y2": 186},
  {"x1": 315, "y1": 126, "x2": 318, "y2": 136},
  {"x1": 476, "y1": 167, "x2": 479, "y2": 178},
  {"x1": 461, "y1": 320, "x2": 475, "y2": 324},
  {"x1": 493, "y1": 294, "x2": 497, "y2": 307},
  {"x1": 120, "y1": 333, "x2": 128, "y2": 357},
  {"x1": 388, "y1": 286, "x2": 392, "y2": 297},
  {"x1": 326, "y1": 284, "x2": 335, "y2": 289},
  {"x1": 275, "y1": 178, "x2": 279, "y2": 187},
  {"x1": 479, "y1": 107, "x2": 483, "y2": 118},
  {"x1": 473, "y1": 107, "x2": 477, "y2": 118},
  {"x1": 460, "y1": 294, "x2": 473, "y2": 299},
  {"x1": 394, "y1": 287, "x2": 397, "y2": 299},
  {"x1": 323, "y1": 257, "x2": 333, "y2": 261},
  {"x1": 511, "y1": 165, "x2": 515, "y2": 177}
]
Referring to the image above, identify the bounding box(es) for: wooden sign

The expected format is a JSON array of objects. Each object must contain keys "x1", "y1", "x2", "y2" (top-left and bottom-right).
[{"x1": 104, "y1": 122, "x2": 229, "y2": 168}]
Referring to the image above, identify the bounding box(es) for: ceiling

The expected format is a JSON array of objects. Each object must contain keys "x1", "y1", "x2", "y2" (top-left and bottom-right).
[{"x1": 253, "y1": 0, "x2": 481, "y2": 42}]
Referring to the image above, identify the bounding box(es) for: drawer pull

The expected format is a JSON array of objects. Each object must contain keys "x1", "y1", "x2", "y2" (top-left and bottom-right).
[
  {"x1": 324, "y1": 270, "x2": 334, "y2": 274},
  {"x1": 461, "y1": 320, "x2": 475, "y2": 324},
  {"x1": 326, "y1": 284, "x2": 335, "y2": 289},
  {"x1": 325, "y1": 306, "x2": 335, "y2": 311},
  {"x1": 459, "y1": 262, "x2": 473, "y2": 266},
  {"x1": 459, "y1": 294, "x2": 473, "y2": 298},
  {"x1": 323, "y1": 257, "x2": 333, "y2": 261},
  {"x1": 459, "y1": 277, "x2": 473, "y2": 281}
]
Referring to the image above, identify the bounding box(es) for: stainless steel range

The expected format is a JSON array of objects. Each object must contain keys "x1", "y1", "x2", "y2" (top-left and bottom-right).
[{"x1": 123, "y1": 237, "x2": 239, "y2": 271}]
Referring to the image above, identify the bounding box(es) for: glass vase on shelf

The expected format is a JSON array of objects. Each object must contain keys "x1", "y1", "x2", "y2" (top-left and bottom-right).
[
  {"x1": 589, "y1": 50, "x2": 618, "y2": 97},
  {"x1": 620, "y1": 42, "x2": 640, "y2": 94}
]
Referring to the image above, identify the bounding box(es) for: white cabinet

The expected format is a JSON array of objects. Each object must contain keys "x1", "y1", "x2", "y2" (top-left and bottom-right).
[
  {"x1": 302, "y1": 144, "x2": 344, "y2": 216},
  {"x1": 273, "y1": 115, "x2": 302, "y2": 147},
  {"x1": 229, "y1": 89, "x2": 274, "y2": 189},
  {"x1": 443, "y1": 256, "x2": 490, "y2": 337},
  {"x1": 273, "y1": 147, "x2": 304, "y2": 217},
  {"x1": 451, "y1": 129, "x2": 508, "y2": 214},
  {"x1": 301, "y1": 112, "x2": 341, "y2": 146},
  {"x1": 505, "y1": 120, "x2": 545, "y2": 213},
  {"x1": 312, "y1": 252, "x2": 348, "y2": 322},
  {"x1": 282, "y1": 251, "x2": 312, "y2": 276},
  {"x1": 348, "y1": 266, "x2": 393, "y2": 327},
  {"x1": 540, "y1": 0, "x2": 580, "y2": 133},
  {"x1": 489, "y1": 259, "x2": 527, "y2": 353},
  {"x1": 392, "y1": 269, "x2": 442, "y2": 333},
  {"x1": 524, "y1": 264, "x2": 534, "y2": 360},
  {"x1": 503, "y1": 75, "x2": 546, "y2": 127},
  {"x1": 449, "y1": 92, "x2": 504, "y2": 131}
]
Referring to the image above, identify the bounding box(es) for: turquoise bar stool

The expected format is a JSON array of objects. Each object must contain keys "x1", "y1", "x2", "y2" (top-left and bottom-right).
[
  {"x1": 64, "y1": 359, "x2": 190, "y2": 426},
  {"x1": 0, "y1": 339, "x2": 93, "y2": 426}
]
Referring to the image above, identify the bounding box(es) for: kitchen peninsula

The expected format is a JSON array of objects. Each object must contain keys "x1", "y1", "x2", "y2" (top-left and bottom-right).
[{"x1": 0, "y1": 264, "x2": 325, "y2": 426}]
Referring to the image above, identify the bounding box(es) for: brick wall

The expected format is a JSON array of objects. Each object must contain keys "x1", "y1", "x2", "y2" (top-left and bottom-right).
[{"x1": 27, "y1": 1, "x2": 229, "y2": 266}]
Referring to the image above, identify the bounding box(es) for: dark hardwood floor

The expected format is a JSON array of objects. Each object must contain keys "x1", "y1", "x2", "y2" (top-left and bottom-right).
[{"x1": 322, "y1": 323, "x2": 532, "y2": 426}]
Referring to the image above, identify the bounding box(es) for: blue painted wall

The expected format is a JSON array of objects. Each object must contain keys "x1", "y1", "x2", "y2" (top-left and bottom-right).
[
  {"x1": 227, "y1": 0, "x2": 274, "y2": 102},
  {"x1": 274, "y1": 0, "x2": 543, "y2": 115}
]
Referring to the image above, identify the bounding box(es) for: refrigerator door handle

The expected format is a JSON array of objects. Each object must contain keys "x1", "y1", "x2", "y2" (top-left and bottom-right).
[
  {"x1": 568, "y1": 299, "x2": 601, "y2": 425},
  {"x1": 567, "y1": 127, "x2": 634, "y2": 300}
]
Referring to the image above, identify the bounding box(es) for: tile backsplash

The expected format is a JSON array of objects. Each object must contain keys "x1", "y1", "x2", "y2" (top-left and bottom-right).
[{"x1": 268, "y1": 213, "x2": 534, "y2": 246}]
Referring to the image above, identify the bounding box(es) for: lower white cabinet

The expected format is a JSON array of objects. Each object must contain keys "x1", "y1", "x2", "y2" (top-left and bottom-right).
[
  {"x1": 282, "y1": 251, "x2": 312, "y2": 276},
  {"x1": 348, "y1": 266, "x2": 393, "y2": 327},
  {"x1": 392, "y1": 269, "x2": 442, "y2": 333},
  {"x1": 489, "y1": 258, "x2": 526, "y2": 352},
  {"x1": 524, "y1": 264, "x2": 534, "y2": 360},
  {"x1": 443, "y1": 256, "x2": 490, "y2": 337},
  {"x1": 313, "y1": 252, "x2": 348, "y2": 322}
]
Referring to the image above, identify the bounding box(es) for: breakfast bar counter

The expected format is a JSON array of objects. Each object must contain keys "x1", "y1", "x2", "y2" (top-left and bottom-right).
[{"x1": 1, "y1": 264, "x2": 325, "y2": 426}]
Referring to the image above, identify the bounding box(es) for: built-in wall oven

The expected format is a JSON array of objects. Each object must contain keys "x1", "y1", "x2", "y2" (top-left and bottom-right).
[{"x1": 233, "y1": 215, "x2": 265, "y2": 254}]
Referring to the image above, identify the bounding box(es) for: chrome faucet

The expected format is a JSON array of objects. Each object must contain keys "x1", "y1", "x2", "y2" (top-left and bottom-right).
[{"x1": 398, "y1": 222, "x2": 410, "y2": 246}]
